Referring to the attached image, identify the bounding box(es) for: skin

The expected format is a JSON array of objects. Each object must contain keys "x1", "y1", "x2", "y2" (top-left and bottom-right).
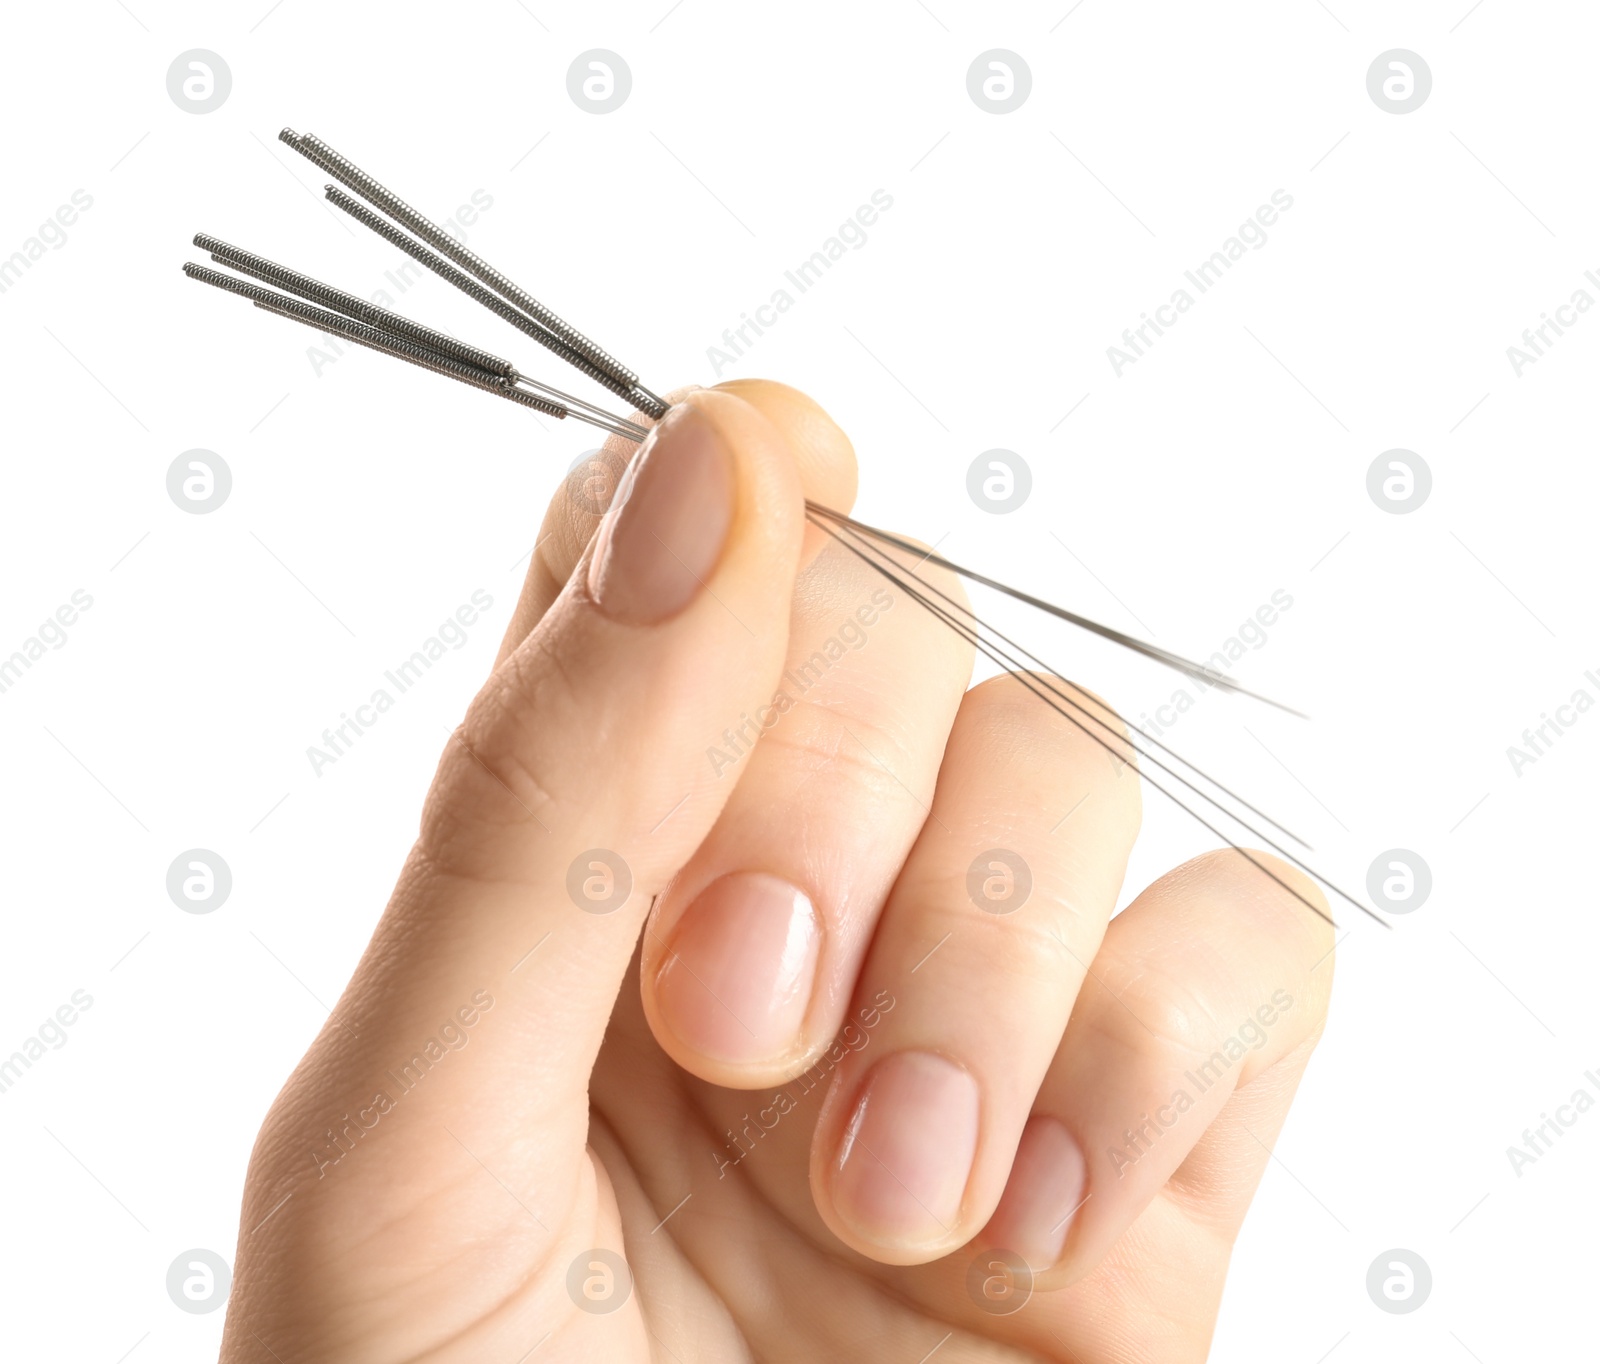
[{"x1": 218, "y1": 381, "x2": 1335, "y2": 1363}]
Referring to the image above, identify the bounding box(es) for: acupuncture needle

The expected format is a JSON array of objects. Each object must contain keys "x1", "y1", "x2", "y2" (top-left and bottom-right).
[
  {"x1": 188, "y1": 199, "x2": 1296, "y2": 713},
  {"x1": 808, "y1": 514, "x2": 1349, "y2": 927},
  {"x1": 806, "y1": 504, "x2": 1313, "y2": 850},
  {"x1": 185, "y1": 127, "x2": 1385, "y2": 929},
  {"x1": 811, "y1": 505, "x2": 1302, "y2": 715},
  {"x1": 806, "y1": 508, "x2": 1387, "y2": 928}
]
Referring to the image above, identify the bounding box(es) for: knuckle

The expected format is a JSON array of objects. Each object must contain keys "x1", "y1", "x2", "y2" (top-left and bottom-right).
[
  {"x1": 757, "y1": 700, "x2": 928, "y2": 809},
  {"x1": 415, "y1": 643, "x2": 571, "y2": 876},
  {"x1": 904, "y1": 876, "x2": 1095, "y2": 991},
  {"x1": 1105, "y1": 966, "x2": 1228, "y2": 1058}
]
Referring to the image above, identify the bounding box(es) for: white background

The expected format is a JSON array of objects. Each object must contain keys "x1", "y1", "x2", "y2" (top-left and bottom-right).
[{"x1": 1, "y1": 1, "x2": 1595, "y2": 1359}]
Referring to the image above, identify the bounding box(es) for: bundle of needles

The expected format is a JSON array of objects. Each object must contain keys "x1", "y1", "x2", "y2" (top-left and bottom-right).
[{"x1": 184, "y1": 128, "x2": 1385, "y2": 932}]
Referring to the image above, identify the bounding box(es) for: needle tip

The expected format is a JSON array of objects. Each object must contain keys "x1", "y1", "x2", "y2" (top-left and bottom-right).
[{"x1": 1212, "y1": 672, "x2": 1309, "y2": 719}]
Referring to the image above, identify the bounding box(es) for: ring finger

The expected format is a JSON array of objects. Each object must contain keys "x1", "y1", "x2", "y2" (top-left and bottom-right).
[{"x1": 808, "y1": 671, "x2": 1143, "y2": 1263}]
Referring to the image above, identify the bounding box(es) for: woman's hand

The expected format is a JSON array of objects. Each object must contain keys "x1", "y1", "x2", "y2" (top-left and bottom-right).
[{"x1": 219, "y1": 381, "x2": 1334, "y2": 1363}]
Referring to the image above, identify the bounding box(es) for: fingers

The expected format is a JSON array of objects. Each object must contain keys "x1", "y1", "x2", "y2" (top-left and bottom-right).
[
  {"x1": 806, "y1": 673, "x2": 1143, "y2": 1263},
  {"x1": 985, "y1": 848, "x2": 1335, "y2": 1284},
  {"x1": 638, "y1": 532, "x2": 973, "y2": 1084}
]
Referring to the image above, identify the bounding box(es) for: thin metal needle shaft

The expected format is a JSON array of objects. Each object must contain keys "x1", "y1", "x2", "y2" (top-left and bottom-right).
[
  {"x1": 810, "y1": 512, "x2": 1384, "y2": 928},
  {"x1": 810, "y1": 506, "x2": 1306, "y2": 716},
  {"x1": 812, "y1": 508, "x2": 1314, "y2": 851}
]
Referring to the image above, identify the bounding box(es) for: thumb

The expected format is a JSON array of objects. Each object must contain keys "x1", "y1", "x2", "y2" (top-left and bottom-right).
[
  {"x1": 420, "y1": 385, "x2": 803, "y2": 1090},
  {"x1": 263, "y1": 389, "x2": 803, "y2": 1194}
]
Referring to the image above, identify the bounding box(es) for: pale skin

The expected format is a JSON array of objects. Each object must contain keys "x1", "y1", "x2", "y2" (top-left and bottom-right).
[{"x1": 219, "y1": 381, "x2": 1335, "y2": 1363}]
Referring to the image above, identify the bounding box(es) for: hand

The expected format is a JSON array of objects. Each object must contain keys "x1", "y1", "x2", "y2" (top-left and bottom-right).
[{"x1": 219, "y1": 382, "x2": 1334, "y2": 1363}]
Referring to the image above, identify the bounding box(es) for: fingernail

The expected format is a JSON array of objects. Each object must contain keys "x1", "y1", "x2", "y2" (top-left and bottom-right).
[
  {"x1": 654, "y1": 872, "x2": 820, "y2": 1065},
  {"x1": 982, "y1": 1116, "x2": 1086, "y2": 1269},
  {"x1": 832, "y1": 1051, "x2": 978, "y2": 1247},
  {"x1": 587, "y1": 399, "x2": 735, "y2": 624}
]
